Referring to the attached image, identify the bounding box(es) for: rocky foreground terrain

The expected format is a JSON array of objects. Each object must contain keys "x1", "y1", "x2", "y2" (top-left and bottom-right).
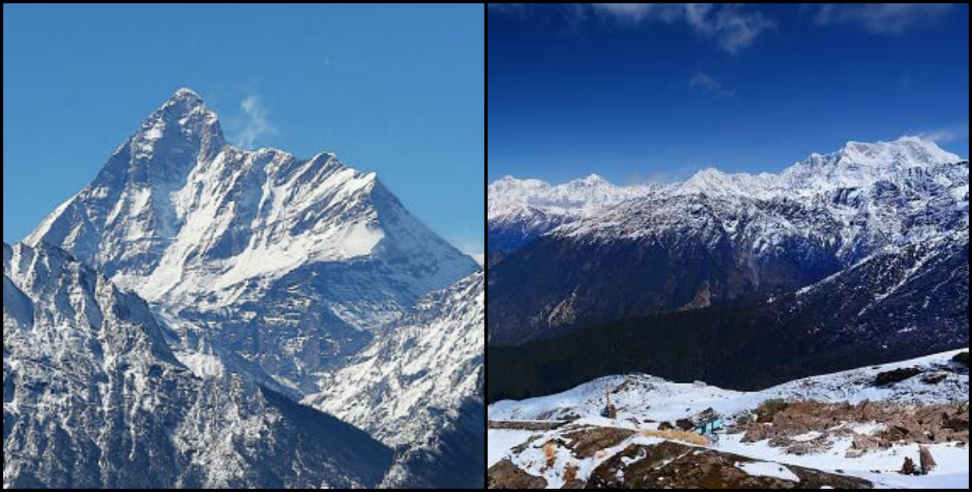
[{"x1": 488, "y1": 349, "x2": 969, "y2": 488}]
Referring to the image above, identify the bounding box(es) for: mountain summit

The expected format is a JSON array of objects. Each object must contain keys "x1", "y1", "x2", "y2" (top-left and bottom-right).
[{"x1": 13, "y1": 88, "x2": 482, "y2": 487}]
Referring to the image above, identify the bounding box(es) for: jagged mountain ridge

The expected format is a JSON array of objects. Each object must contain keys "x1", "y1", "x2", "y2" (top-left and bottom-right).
[
  {"x1": 25, "y1": 87, "x2": 478, "y2": 392},
  {"x1": 487, "y1": 137, "x2": 968, "y2": 346},
  {"x1": 307, "y1": 270, "x2": 485, "y2": 487},
  {"x1": 12, "y1": 88, "x2": 483, "y2": 487},
  {"x1": 3, "y1": 242, "x2": 393, "y2": 488},
  {"x1": 490, "y1": 137, "x2": 967, "y2": 256}
]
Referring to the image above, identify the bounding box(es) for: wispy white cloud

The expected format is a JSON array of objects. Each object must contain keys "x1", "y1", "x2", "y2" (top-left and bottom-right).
[
  {"x1": 492, "y1": 4, "x2": 776, "y2": 55},
  {"x1": 689, "y1": 71, "x2": 735, "y2": 97},
  {"x1": 917, "y1": 122, "x2": 970, "y2": 144},
  {"x1": 234, "y1": 95, "x2": 277, "y2": 150},
  {"x1": 810, "y1": 4, "x2": 954, "y2": 35}
]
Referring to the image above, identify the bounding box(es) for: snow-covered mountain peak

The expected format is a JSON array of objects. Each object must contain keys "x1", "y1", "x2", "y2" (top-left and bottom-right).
[
  {"x1": 576, "y1": 173, "x2": 608, "y2": 186},
  {"x1": 143, "y1": 87, "x2": 222, "y2": 141},
  {"x1": 172, "y1": 86, "x2": 201, "y2": 100},
  {"x1": 838, "y1": 136, "x2": 960, "y2": 168},
  {"x1": 776, "y1": 136, "x2": 964, "y2": 197},
  {"x1": 23, "y1": 89, "x2": 478, "y2": 417}
]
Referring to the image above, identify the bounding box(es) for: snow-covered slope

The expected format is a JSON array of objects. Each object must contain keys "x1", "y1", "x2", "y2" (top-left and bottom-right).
[
  {"x1": 24, "y1": 87, "x2": 478, "y2": 393},
  {"x1": 489, "y1": 348, "x2": 969, "y2": 423},
  {"x1": 3, "y1": 242, "x2": 393, "y2": 488},
  {"x1": 488, "y1": 349, "x2": 969, "y2": 489},
  {"x1": 306, "y1": 270, "x2": 485, "y2": 487}
]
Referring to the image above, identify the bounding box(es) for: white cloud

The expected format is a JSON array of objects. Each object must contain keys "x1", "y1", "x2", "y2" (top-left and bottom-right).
[
  {"x1": 234, "y1": 95, "x2": 277, "y2": 150},
  {"x1": 917, "y1": 123, "x2": 970, "y2": 144},
  {"x1": 584, "y1": 4, "x2": 776, "y2": 54},
  {"x1": 689, "y1": 71, "x2": 735, "y2": 97},
  {"x1": 811, "y1": 4, "x2": 954, "y2": 35}
]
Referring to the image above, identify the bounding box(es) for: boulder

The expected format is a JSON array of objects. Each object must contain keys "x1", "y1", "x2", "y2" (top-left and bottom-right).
[
  {"x1": 920, "y1": 372, "x2": 947, "y2": 385},
  {"x1": 918, "y1": 445, "x2": 936, "y2": 474},
  {"x1": 852, "y1": 434, "x2": 880, "y2": 450},
  {"x1": 657, "y1": 421, "x2": 674, "y2": 431},
  {"x1": 675, "y1": 418, "x2": 695, "y2": 431},
  {"x1": 899, "y1": 457, "x2": 917, "y2": 475},
  {"x1": 874, "y1": 367, "x2": 921, "y2": 386}
]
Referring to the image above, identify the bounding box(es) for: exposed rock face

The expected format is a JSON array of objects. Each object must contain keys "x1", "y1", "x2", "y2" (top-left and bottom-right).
[
  {"x1": 562, "y1": 427, "x2": 634, "y2": 458},
  {"x1": 587, "y1": 441, "x2": 873, "y2": 489},
  {"x1": 487, "y1": 459, "x2": 547, "y2": 489}
]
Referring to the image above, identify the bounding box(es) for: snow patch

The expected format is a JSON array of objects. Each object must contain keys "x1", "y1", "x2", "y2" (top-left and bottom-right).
[{"x1": 735, "y1": 460, "x2": 801, "y2": 482}]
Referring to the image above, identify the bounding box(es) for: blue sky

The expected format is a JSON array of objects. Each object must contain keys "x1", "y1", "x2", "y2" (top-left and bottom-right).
[
  {"x1": 3, "y1": 4, "x2": 483, "y2": 255},
  {"x1": 488, "y1": 4, "x2": 969, "y2": 185}
]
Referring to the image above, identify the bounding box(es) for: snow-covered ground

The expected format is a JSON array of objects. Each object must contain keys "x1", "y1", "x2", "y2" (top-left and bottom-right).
[
  {"x1": 488, "y1": 429, "x2": 535, "y2": 467},
  {"x1": 717, "y1": 432, "x2": 969, "y2": 488},
  {"x1": 488, "y1": 348, "x2": 969, "y2": 488},
  {"x1": 489, "y1": 348, "x2": 969, "y2": 423}
]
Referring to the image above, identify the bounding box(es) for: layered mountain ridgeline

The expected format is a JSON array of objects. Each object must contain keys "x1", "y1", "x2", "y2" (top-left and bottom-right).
[
  {"x1": 488, "y1": 227, "x2": 968, "y2": 403},
  {"x1": 7, "y1": 88, "x2": 483, "y2": 488},
  {"x1": 488, "y1": 139, "x2": 968, "y2": 347},
  {"x1": 3, "y1": 242, "x2": 392, "y2": 488}
]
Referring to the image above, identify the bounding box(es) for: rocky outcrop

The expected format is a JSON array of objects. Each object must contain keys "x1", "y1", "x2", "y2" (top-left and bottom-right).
[
  {"x1": 562, "y1": 427, "x2": 634, "y2": 458},
  {"x1": 874, "y1": 367, "x2": 922, "y2": 386},
  {"x1": 487, "y1": 420, "x2": 568, "y2": 431},
  {"x1": 736, "y1": 400, "x2": 969, "y2": 456},
  {"x1": 587, "y1": 441, "x2": 873, "y2": 488},
  {"x1": 487, "y1": 459, "x2": 547, "y2": 489}
]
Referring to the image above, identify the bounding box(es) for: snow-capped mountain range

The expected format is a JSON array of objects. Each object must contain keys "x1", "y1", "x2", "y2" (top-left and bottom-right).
[
  {"x1": 5, "y1": 88, "x2": 482, "y2": 488},
  {"x1": 3, "y1": 241, "x2": 393, "y2": 488},
  {"x1": 487, "y1": 136, "x2": 968, "y2": 347},
  {"x1": 490, "y1": 136, "x2": 967, "y2": 257}
]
